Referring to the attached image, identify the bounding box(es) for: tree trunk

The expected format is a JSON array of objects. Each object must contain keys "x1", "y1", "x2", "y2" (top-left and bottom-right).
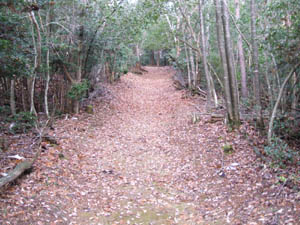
[
  {"x1": 268, "y1": 63, "x2": 300, "y2": 144},
  {"x1": 183, "y1": 31, "x2": 192, "y2": 89},
  {"x1": 235, "y1": 0, "x2": 248, "y2": 99},
  {"x1": 199, "y1": 0, "x2": 213, "y2": 108},
  {"x1": 189, "y1": 47, "x2": 196, "y2": 87},
  {"x1": 291, "y1": 72, "x2": 298, "y2": 117},
  {"x1": 215, "y1": 0, "x2": 231, "y2": 114},
  {"x1": 222, "y1": 0, "x2": 239, "y2": 124},
  {"x1": 28, "y1": 11, "x2": 42, "y2": 116},
  {"x1": 45, "y1": 48, "x2": 50, "y2": 118},
  {"x1": 29, "y1": 76, "x2": 37, "y2": 115},
  {"x1": 44, "y1": 6, "x2": 52, "y2": 118},
  {"x1": 73, "y1": 25, "x2": 84, "y2": 114},
  {"x1": 150, "y1": 50, "x2": 155, "y2": 66},
  {"x1": 10, "y1": 79, "x2": 16, "y2": 116},
  {"x1": 135, "y1": 44, "x2": 140, "y2": 62},
  {"x1": 21, "y1": 78, "x2": 27, "y2": 111},
  {"x1": 263, "y1": 52, "x2": 274, "y2": 113},
  {"x1": 250, "y1": 0, "x2": 264, "y2": 129},
  {"x1": 156, "y1": 50, "x2": 160, "y2": 66},
  {"x1": 216, "y1": 0, "x2": 240, "y2": 127}
]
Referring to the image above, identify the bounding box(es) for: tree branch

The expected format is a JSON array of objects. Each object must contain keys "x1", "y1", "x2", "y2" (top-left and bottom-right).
[{"x1": 268, "y1": 62, "x2": 300, "y2": 144}]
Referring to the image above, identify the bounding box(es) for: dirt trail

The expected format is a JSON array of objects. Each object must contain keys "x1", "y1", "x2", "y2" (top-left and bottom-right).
[
  {"x1": 1, "y1": 67, "x2": 299, "y2": 224},
  {"x1": 70, "y1": 67, "x2": 201, "y2": 224}
]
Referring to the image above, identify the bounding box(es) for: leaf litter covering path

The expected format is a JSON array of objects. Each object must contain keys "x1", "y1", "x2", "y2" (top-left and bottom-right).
[{"x1": 1, "y1": 66, "x2": 299, "y2": 224}]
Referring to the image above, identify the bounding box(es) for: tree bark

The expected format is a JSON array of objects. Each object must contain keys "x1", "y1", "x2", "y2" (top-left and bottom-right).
[
  {"x1": 199, "y1": 0, "x2": 213, "y2": 108},
  {"x1": 220, "y1": 0, "x2": 240, "y2": 126},
  {"x1": 28, "y1": 11, "x2": 42, "y2": 116},
  {"x1": 235, "y1": 0, "x2": 248, "y2": 99},
  {"x1": 291, "y1": 72, "x2": 298, "y2": 117},
  {"x1": 183, "y1": 30, "x2": 192, "y2": 89},
  {"x1": 250, "y1": 0, "x2": 264, "y2": 129},
  {"x1": 73, "y1": 24, "x2": 84, "y2": 114},
  {"x1": 189, "y1": 47, "x2": 196, "y2": 87},
  {"x1": 150, "y1": 50, "x2": 155, "y2": 66},
  {"x1": 215, "y1": 0, "x2": 232, "y2": 119},
  {"x1": 44, "y1": 5, "x2": 52, "y2": 118},
  {"x1": 156, "y1": 50, "x2": 160, "y2": 66},
  {"x1": 10, "y1": 79, "x2": 16, "y2": 116},
  {"x1": 267, "y1": 63, "x2": 300, "y2": 144},
  {"x1": 0, "y1": 160, "x2": 33, "y2": 188},
  {"x1": 21, "y1": 78, "x2": 27, "y2": 111}
]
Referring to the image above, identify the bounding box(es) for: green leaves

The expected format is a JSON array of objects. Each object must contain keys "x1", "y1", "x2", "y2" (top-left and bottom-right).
[
  {"x1": 68, "y1": 80, "x2": 89, "y2": 101},
  {"x1": 143, "y1": 18, "x2": 172, "y2": 51},
  {"x1": 262, "y1": 0, "x2": 300, "y2": 65}
]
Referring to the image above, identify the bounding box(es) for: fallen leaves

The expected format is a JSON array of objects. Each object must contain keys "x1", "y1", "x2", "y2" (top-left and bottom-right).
[{"x1": 0, "y1": 66, "x2": 299, "y2": 224}]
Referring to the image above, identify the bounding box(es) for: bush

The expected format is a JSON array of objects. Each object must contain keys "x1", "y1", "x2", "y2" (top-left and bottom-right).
[
  {"x1": 67, "y1": 80, "x2": 89, "y2": 101},
  {"x1": 10, "y1": 111, "x2": 37, "y2": 133},
  {"x1": 0, "y1": 105, "x2": 10, "y2": 115},
  {"x1": 264, "y1": 137, "x2": 298, "y2": 168},
  {"x1": 123, "y1": 68, "x2": 128, "y2": 74}
]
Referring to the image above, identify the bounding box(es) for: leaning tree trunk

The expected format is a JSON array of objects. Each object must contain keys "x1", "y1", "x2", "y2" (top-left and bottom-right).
[
  {"x1": 268, "y1": 63, "x2": 300, "y2": 144},
  {"x1": 251, "y1": 0, "x2": 264, "y2": 129}
]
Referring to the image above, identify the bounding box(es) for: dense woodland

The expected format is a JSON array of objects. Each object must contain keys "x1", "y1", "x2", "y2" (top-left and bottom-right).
[
  {"x1": 0, "y1": 0, "x2": 300, "y2": 216},
  {"x1": 1, "y1": 0, "x2": 299, "y2": 159}
]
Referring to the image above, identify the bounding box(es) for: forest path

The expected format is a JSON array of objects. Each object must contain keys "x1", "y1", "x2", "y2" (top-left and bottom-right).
[
  {"x1": 1, "y1": 67, "x2": 299, "y2": 224},
  {"x1": 69, "y1": 66, "x2": 203, "y2": 224}
]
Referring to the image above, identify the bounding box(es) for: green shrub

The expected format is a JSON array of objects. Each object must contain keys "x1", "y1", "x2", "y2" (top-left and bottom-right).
[
  {"x1": 123, "y1": 68, "x2": 128, "y2": 74},
  {"x1": 67, "y1": 79, "x2": 89, "y2": 101},
  {"x1": 0, "y1": 105, "x2": 10, "y2": 115},
  {"x1": 264, "y1": 137, "x2": 297, "y2": 168},
  {"x1": 10, "y1": 111, "x2": 37, "y2": 133}
]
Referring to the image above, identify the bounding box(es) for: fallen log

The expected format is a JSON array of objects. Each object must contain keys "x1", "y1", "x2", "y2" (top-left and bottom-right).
[
  {"x1": 0, "y1": 160, "x2": 33, "y2": 188},
  {"x1": 207, "y1": 114, "x2": 224, "y2": 123},
  {"x1": 0, "y1": 140, "x2": 42, "y2": 189},
  {"x1": 197, "y1": 87, "x2": 207, "y2": 97},
  {"x1": 0, "y1": 123, "x2": 47, "y2": 189}
]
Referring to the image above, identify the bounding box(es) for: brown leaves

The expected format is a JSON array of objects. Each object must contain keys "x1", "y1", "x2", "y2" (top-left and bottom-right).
[{"x1": 0, "y1": 67, "x2": 299, "y2": 224}]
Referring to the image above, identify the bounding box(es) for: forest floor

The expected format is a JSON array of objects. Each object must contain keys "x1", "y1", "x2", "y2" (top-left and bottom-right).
[{"x1": 0, "y1": 66, "x2": 299, "y2": 224}]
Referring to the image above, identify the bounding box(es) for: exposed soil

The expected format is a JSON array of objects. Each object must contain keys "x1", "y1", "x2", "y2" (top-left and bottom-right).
[{"x1": 0, "y1": 67, "x2": 299, "y2": 224}]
